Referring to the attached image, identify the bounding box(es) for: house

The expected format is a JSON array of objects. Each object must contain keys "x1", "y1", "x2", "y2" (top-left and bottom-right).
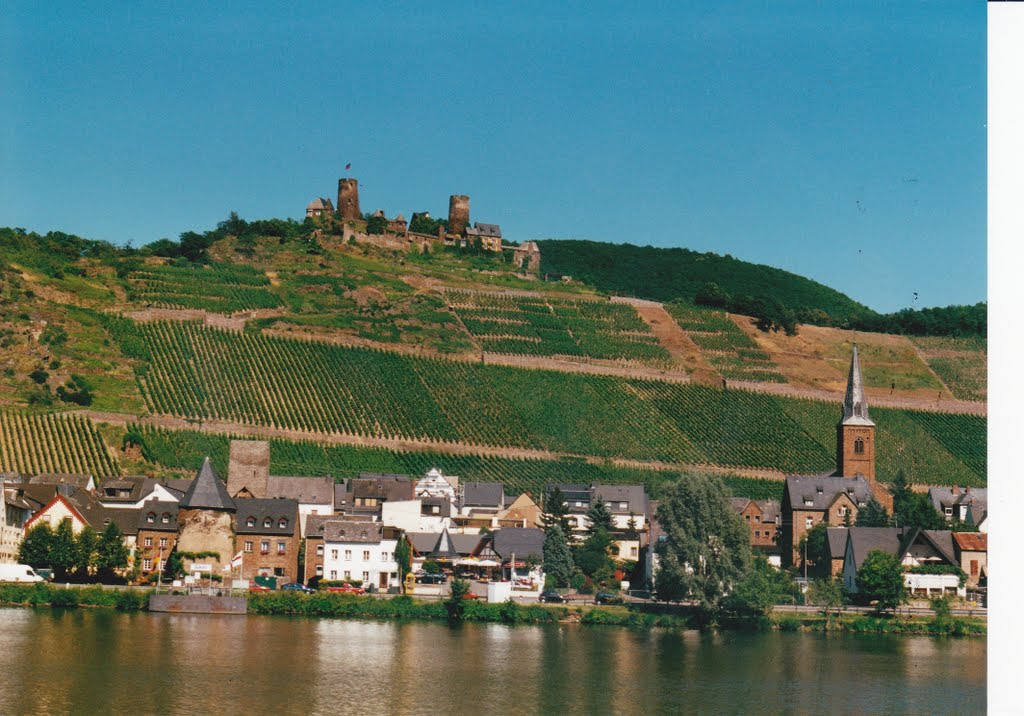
[
  {"x1": 344, "y1": 474, "x2": 415, "y2": 520},
  {"x1": 1, "y1": 481, "x2": 33, "y2": 564},
  {"x1": 547, "y1": 484, "x2": 592, "y2": 533},
  {"x1": 305, "y1": 197, "x2": 335, "y2": 218},
  {"x1": 264, "y1": 476, "x2": 335, "y2": 537},
  {"x1": 322, "y1": 519, "x2": 400, "y2": 591},
  {"x1": 731, "y1": 498, "x2": 782, "y2": 563},
  {"x1": 592, "y1": 485, "x2": 648, "y2": 531},
  {"x1": 465, "y1": 223, "x2": 503, "y2": 252},
  {"x1": 781, "y1": 475, "x2": 872, "y2": 568},
  {"x1": 407, "y1": 530, "x2": 480, "y2": 572},
  {"x1": 380, "y1": 498, "x2": 451, "y2": 533},
  {"x1": 175, "y1": 457, "x2": 238, "y2": 575},
  {"x1": 825, "y1": 527, "x2": 849, "y2": 577},
  {"x1": 496, "y1": 492, "x2": 542, "y2": 529},
  {"x1": 472, "y1": 527, "x2": 545, "y2": 588},
  {"x1": 137, "y1": 501, "x2": 178, "y2": 576},
  {"x1": 952, "y1": 532, "x2": 987, "y2": 589},
  {"x1": 234, "y1": 499, "x2": 301, "y2": 583},
  {"x1": 928, "y1": 486, "x2": 987, "y2": 531},
  {"x1": 96, "y1": 476, "x2": 184, "y2": 509},
  {"x1": 457, "y1": 482, "x2": 505, "y2": 518},
  {"x1": 841, "y1": 527, "x2": 965, "y2": 598},
  {"x1": 414, "y1": 468, "x2": 458, "y2": 503}
]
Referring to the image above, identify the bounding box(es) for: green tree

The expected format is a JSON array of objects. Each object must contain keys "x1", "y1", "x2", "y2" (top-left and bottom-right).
[
  {"x1": 625, "y1": 513, "x2": 639, "y2": 539},
  {"x1": 890, "y1": 472, "x2": 945, "y2": 530},
  {"x1": 395, "y1": 535, "x2": 412, "y2": 584},
  {"x1": 542, "y1": 524, "x2": 574, "y2": 588},
  {"x1": 95, "y1": 521, "x2": 129, "y2": 583},
  {"x1": 50, "y1": 518, "x2": 78, "y2": 581},
  {"x1": 366, "y1": 214, "x2": 388, "y2": 235},
  {"x1": 725, "y1": 555, "x2": 797, "y2": 616},
  {"x1": 856, "y1": 499, "x2": 892, "y2": 527},
  {"x1": 446, "y1": 578, "x2": 471, "y2": 623},
  {"x1": 798, "y1": 522, "x2": 830, "y2": 575},
  {"x1": 574, "y1": 527, "x2": 615, "y2": 584},
  {"x1": 74, "y1": 525, "x2": 98, "y2": 580},
  {"x1": 423, "y1": 559, "x2": 441, "y2": 575},
  {"x1": 585, "y1": 496, "x2": 613, "y2": 534},
  {"x1": 17, "y1": 523, "x2": 54, "y2": 568},
  {"x1": 542, "y1": 487, "x2": 573, "y2": 537},
  {"x1": 856, "y1": 550, "x2": 907, "y2": 614},
  {"x1": 653, "y1": 474, "x2": 751, "y2": 609},
  {"x1": 807, "y1": 577, "x2": 847, "y2": 622}
]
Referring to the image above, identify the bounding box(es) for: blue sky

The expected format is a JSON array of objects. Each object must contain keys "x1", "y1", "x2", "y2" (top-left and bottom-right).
[{"x1": 0, "y1": 2, "x2": 985, "y2": 313}]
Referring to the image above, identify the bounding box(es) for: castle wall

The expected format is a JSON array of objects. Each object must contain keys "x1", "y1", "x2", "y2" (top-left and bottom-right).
[{"x1": 227, "y1": 440, "x2": 270, "y2": 498}]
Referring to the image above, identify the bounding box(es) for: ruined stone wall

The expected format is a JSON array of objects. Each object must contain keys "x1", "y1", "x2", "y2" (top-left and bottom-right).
[
  {"x1": 448, "y1": 195, "x2": 469, "y2": 235},
  {"x1": 227, "y1": 440, "x2": 270, "y2": 498},
  {"x1": 176, "y1": 509, "x2": 236, "y2": 573}
]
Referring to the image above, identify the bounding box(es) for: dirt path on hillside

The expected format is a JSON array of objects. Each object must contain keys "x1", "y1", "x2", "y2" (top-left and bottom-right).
[
  {"x1": 480, "y1": 353, "x2": 691, "y2": 383},
  {"x1": 726, "y1": 380, "x2": 986, "y2": 416},
  {"x1": 628, "y1": 301, "x2": 719, "y2": 384}
]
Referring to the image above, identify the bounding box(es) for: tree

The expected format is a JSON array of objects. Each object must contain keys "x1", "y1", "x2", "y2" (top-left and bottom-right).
[
  {"x1": 807, "y1": 577, "x2": 847, "y2": 621},
  {"x1": 725, "y1": 555, "x2": 797, "y2": 616},
  {"x1": 95, "y1": 521, "x2": 129, "y2": 583},
  {"x1": 585, "y1": 496, "x2": 613, "y2": 534},
  {"x1": 574, "y1": 527, "x2": 615, "y2": 585},
  {"x1": 856, "y1": 499, "x2": 892, "y2": 527},
  {"x1": 395, "y1": 535, "x2": 412, "y2": 584},
  {"x1": 625, "y1": 513, "x2": 639, "y2": 539},
  {"x1": 366, "y1": 214, "x2": 388, "y2": 235},
  {"x1": 18, "y1": 523, "x2": 54, "y2": 568},
  {"x1": 542, "y1": 487, "x2": 572, "y2": 537},
  {"x1": 446, "y1": 578, "x2": 471, "y2": 623},
  {"x1": 798, "y1": 522, "x2": 830, "y2": 575},
  {"x1": 50, "y1": 518, "x2": 78, "y2": 581},
  {"x1": 542, "y1": 524, "x2": 574, "y2": 588},
  {"x1": 890, "y1": 472, "x2": 944, "y2": 530},
  {"x1": 856, "y1": 550, "x2": 907, "y2": 614},
  {"x1": 653, "y1": 474, "x2": 751, "y2": 609},
  {"x1": 423, "y1": 559, "x2": 441, "y2": 575},
  {"x1": 74, "y1": 525, "x2": 98, "y2": 580}
]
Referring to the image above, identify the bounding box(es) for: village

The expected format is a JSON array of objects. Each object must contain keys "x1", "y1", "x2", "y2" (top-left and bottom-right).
[{"x1": 0, "y1": 347, "x2": 987, "y2": 612}]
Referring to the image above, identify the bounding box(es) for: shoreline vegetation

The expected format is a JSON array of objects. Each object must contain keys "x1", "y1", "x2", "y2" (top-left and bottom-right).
[{"x1": 0, "y1": 584, "x2": 985, "y2": 637}]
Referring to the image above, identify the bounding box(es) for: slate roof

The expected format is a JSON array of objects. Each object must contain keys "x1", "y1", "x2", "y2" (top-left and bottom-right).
[
  {"x1": 784, "y1": 475, "x2": 872, "y2": 512},
  {"x1": 466, "y1": 223, "x2": 502, "y2": 238},
  {"x1": 306, "y1": 197, "x2": 334, "y2": 211},
  {"x1": 592, "y1": 484, "x2": 648, "y2": 516},
  {"x1": 421, "y1": 496, "x2": 452, "y2": 518},
  {"x1": 547, "y1": 483, "x2": 591, "y2": 513},
  {"x1": 350, "y1": 475, "x2": 414, "y2": 501},
  {"x1": 756, "y1": 500, "x2": 781, "y2": 523},
  {"x1": 916, "y1": 530, "x2": 958, "y2": 566},
  {"x1": 235, "y1": 499, "x2": 299, "y2": 535},
  {"x1": 266, "y1": 476, "x2": 335, "y2": 505},
  {"x1": 461, "y1": 482, "x2": 504, "y2": 509},
  {"x1": 428, "y1": 528, "x2": 461, "y2": 559},
  {"x1": 407, "y1": 531, "x2": 479, "y2": 556},
  {"x1": 139, "y1": 501, "x2": 180, "y2": 532},
  {"x1": 98, "y1": 477, "x2": 148, "y2": 503},
  {"x1": 179, "y1": 458, "x2": 236, "y2": 511},
  {"x1": 841, "y1": 343, "x2": 874, "y2": 427},
  {"x1": 826, "y1": 528, "x2": 850, "y2": 560},
  {"x1": 952, "y1": 532, "x2": 987, "y2": 552},
  {"x1": 928, "y1": 487, "x2": 988, "y2": 522},
  {"x1": 490, "y1": 527, "x2": 545, "y2": 561},
  {"x1": 846, "y1": 527, "x2": 904, "y2": 571},
  {"x1": 322, "y1": 520, "x2": 384, "y2": 544}
]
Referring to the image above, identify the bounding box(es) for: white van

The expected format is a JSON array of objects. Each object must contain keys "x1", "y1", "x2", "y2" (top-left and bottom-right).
[{"x1": 0, "y1": 564, "x2": 44, "y2": 583}]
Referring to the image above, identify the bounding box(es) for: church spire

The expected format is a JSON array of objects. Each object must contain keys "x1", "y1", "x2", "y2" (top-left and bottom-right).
[{"x1": 841, "y1": 343, "x2": 874, "y2": 426}]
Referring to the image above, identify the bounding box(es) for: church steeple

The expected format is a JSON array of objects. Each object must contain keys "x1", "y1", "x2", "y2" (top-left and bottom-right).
[
  {"x1": 837, "y1": 343, "x2": 876, "y2": 482},
  {"x1": 841, "y1": 343, "x2": 875, "y2": 426}
]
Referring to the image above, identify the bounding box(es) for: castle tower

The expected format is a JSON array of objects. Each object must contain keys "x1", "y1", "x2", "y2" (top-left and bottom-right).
[
  {"x1": 176, "y1": 457, "x2": 237, "y2": 574},
  {"x1": 337, "y1": 178, "x2": 361, "y2": 220},
  {"x1": 448, "y1": 194, "x2": 469, "y2": 235},
  {"x1": 836, "y1": 343, "x2": 876, "y2": 483},
  {"x1": 226, "y1": 439, "x2": 270, "y2": 499}
]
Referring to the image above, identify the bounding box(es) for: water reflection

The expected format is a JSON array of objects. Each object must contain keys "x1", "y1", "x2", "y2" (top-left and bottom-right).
[{"x1": 0, "y1": 609, "x2": 985, "y2": 715}]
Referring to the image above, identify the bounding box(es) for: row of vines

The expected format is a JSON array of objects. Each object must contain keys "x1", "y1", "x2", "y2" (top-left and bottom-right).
[
  {"x1": 126, "y1": 262, "x2": 281, "y2": 314},
  {"x1": 0, "y1": 411, "x2": 119, "y2": 476}
]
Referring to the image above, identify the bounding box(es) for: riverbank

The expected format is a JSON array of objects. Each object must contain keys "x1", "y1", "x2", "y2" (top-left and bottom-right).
[{"x1": 0, "y1": 584, "x2": 986, "y2": 637}]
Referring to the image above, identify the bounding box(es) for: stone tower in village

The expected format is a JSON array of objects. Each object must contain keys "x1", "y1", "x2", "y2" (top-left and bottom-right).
[
  {"x1": 836, "y1": 343, "x2": 876, "y2": 485},
  {"x1": 176, "y1": 457, "x2": 237, "y2": 574},
  {"x1": 226, "y1": 440, "x2": 270, "y2": 499},
  {"x1": 448, "y1": 194, "x2": 469, "y2": 235},
  {"x1": 337, "y1": 178, "x2": 362, "y2": 220}
]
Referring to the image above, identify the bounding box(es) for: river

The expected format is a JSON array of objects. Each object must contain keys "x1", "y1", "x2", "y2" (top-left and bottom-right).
[{"x1": 0, "y1": 608, "x2": 984, "y2": 715}]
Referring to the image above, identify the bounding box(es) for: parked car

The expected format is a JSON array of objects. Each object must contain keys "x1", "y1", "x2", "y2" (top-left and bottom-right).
[
  {"x1": 416, "y1": 573, "x2": 447, "y2": 584},
  {"x1": 0, "y1": 564, "x2": 43, "y2": 583},
  {"x1": 539, "y1": 589, "x2": 566, "y2": 603},
  {"x1": 280, "y1": 582, "x2": 315, "y2": 594},
  {"x1": 326, "y1": 584, "x2": 366, "y2": 595},
  {"x1": 249, "y1": 584, "x2": 271, "y2": 593},
  {"x1": 594, "y1": 591, "x2": 624, "y2": 605}
]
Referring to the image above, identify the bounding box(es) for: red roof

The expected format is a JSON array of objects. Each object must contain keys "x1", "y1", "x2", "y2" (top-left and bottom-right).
[{"x1": 952, "y1": 532, "x2": 987, "y2": 552}]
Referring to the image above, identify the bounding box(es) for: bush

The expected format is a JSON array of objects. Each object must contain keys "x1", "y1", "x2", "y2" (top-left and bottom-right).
[
  {"x1": 49, "y1": 588, "x2": 80, "y2": 608},
  {"x1": 115, "y1": 590, "x2": 148, "y2": 611}
]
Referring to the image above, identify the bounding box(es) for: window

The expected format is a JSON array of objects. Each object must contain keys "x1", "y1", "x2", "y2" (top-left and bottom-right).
[
  {"x1": 430, "y1": 505, "x2": 440, "y2": 514},
  {"x1": 362, "y1": 572, "x2": 369, "y2": 582},
  {"x1": 575, "y1": 501, "x2": 583, "y2": 508},
  {"x1": 316, "y1": 565, "x2": 323, "y2": 576},
  {"x1": 945, "y1": 507, "x2": 953, "y2": 516},
  {"x1": 630, "y1": 547, "x2": 638, "y2": 558},
  {"x1": 619, "y1": 502, "x2": 628, "y2": 511},
  {"x1": 144, "y1": 537, "x2": 153, "y2": 547},
  {"x1": 247, "y1": 517, "x2": 255, "y2": 527},
  {"x1": 331, "y1": 549, "x2": 339, "y2": 560},
  {"x1": 755, "y1": 531, "x2": 760, "y2": 537},
  {"x1": 854, "y1": 437, "x2": 865, "y2": 454},
  {"x1": 274, "y1": 567, "x2": 284, "y2": 577},
  {"x1": 805, "y1": 516, "x2": 814, "y2": 529},
  {"x1": 161, "y1": 513, "x2": 170, "y2": 524},
  {"x1": 278, "y1": 518, "x2": 287, "y2": 529},
  {"x1": 344, "y1": 571, "x2": 351, "y2": 580},
  {"x1": 146, "y1": 513, "x2": 155, "y2": 523},
  {"x1": 244, "y1": 541, "x2": 253, "y2": 553},
  {"x1": 745, "y1": 514, "x2": 750, "y2": 521},
  {"x1": 143, "y1": 558, "x2": 152, "y2": 571},
  {"x1": 277, "y1": 542, "x2": 286, "y2": 554},
  {"x1": 381, "y1": 552, "x2": 390, "y2": 562},
  {"x1": 754, "y1": 515, "x2": 761, "y2": 523},
  {"x1": 316, "y1": 544, "x2": 324, "y2": 556},
  {"x1": 355, "y1": 498, "x2": 363, "y2": 507},
  {"x1": 344, "y1": 549, "x2": 352, "y2": 560},
  {"x1": 330, "y1": 570, "x2": 337, "y2": 580},
  {"x1": 159, "y1": 538, "x2": 168, "y2": 548},
  {"x1": 970, "y1": 560, "x2": 978, "y2": 576},
  {"x1": 362, "y1": 550, "x2": 370, "y2": 561},
  {"x1": 263, "y1": 518, "x2": 272, "y2": 528},
  {"x1": 261, "y1": 541, "x2": 270, "y2": 554}
]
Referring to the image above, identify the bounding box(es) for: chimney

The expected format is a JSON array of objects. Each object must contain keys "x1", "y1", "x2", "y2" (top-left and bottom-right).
[
  {"x1": 964, "y1": 486, "x2": 971, "y2": 495},
  {"x1": 951, "y1": 485, "x2": 959, "y2": 495}
]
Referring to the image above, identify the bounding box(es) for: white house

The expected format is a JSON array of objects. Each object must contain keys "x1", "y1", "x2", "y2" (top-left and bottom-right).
[
  {"x1": 322, "y1": 520, "x2": 400, "y2": 591},
  {"x1": 381, "y1": 498, "x2": 451, "y2": 533},
  {"x1": 413, "y1": 468, "x2": 458, "y2": 503},
  {"x1": 97, "y1": 477, "x2": 185, "y2": 509},
  {"x1": 1, "y1": 482, "x2": 33, "y2": 564},
  {"x1": 842, "y1": 527, "x2": 965, "y2": 599}
]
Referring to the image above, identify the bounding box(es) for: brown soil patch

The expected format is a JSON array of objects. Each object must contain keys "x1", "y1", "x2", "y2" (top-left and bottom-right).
[
  {"x1": 631, "y1": 302, "x2": 717, "y2": 384},
  {"x1": 347, "y1": 286, "x2": 387, "y2": 307}
]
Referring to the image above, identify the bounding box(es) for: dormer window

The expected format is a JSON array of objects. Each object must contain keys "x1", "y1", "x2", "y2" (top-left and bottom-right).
[
  {"x1": 360, "y1": 531, "x2": 368, "y2": 539},
  {"x1": 278, "y1": 518, "x2": 287, "y2": 529},
  {"x1": 147, "y1": 513, "x2": 155, "y2": 523},
  {"x1": 804, "y1": 499, "x2": 814, "y2": 506},
  {"x1": 161, "y1": 513, "x2": 170, "y2": 524},
  {"x1": 263, "y1": 518, "x2": 272, "y2": 528},
  {"x1": 854, "y1": 437, "x2": 865, "y2": 454},
  {"x1": 247, "y1": 517, "x2": 255, "y2": 527}
]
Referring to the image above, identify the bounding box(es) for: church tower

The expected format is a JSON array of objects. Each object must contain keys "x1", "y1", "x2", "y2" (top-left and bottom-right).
[{"x1": 836, "y1": 343, "x2": 876, "y2": 484}]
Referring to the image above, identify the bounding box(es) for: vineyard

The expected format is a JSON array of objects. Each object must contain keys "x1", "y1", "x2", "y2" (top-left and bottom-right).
[
  {"x1": 446, "y1": 290, "x2": 673, "y2": 366},
  {"x1": 126, "y1": 262, "x2": 281, "y2": 314},
  {"x1": 664, "y1": 303, "x2": 788, "y2": 383},
  {"x1": 0, "y1": 411, "x2": 119, "y2": 476},
  {"x1": 131, "y1": 425, "x2": 787, "y2": 501},
  {"x1": 110, "y1": 320, "x2": 986, "y2": 485},
  {"x1": 912, "y1": 336, "x2": 987, "y2": 402}
]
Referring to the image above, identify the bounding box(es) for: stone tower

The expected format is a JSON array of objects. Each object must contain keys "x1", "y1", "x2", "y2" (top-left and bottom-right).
[
  {"x1": 448, "y1": 194, "x2": 469, "y2": 235},
  {"x1": 176, "y1": 457, "x2": 237, "y2": 574},
  {"x1": 226, "y1": 439, "x2": 270, "y2": 499},
  {"x1": 836, "y1": 343, "x2": 876, "y2": 484},
  {"x1": 337, "y1": 178, "x2": 361, "y2": 220}
]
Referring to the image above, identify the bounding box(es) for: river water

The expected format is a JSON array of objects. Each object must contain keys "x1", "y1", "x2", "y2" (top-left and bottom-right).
[{"x1": 0, "y1": 608, "x2": 984, "y2": 715}]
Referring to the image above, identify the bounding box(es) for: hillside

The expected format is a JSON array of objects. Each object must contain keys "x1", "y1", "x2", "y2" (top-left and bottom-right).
[{"x1": 0, "y1": 223, "x2": 987, "y2": 496}]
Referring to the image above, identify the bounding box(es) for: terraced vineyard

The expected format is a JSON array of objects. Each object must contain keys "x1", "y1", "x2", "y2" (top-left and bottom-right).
[
  {"x1": 912, "y1": 336, "x2": 987, "y2": 402},
  {"x1": 133, "y1": 425, "x2": 787, "y2": 501},
  {"x1": 665, "y1": 303, "x2": 788, "y2": 383},
  {"x1": 0, "y1": 411, "x2": 119, "y2": 476},
  {"x1": 447, "y1": 290, "x2": 672, "y2": 366},
  {"x1": 126, "y1": 261, "x2": 282, "y2": 313},
  {"x1": 111, "y1": 320, "x2": 986, "y2": 485}
]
